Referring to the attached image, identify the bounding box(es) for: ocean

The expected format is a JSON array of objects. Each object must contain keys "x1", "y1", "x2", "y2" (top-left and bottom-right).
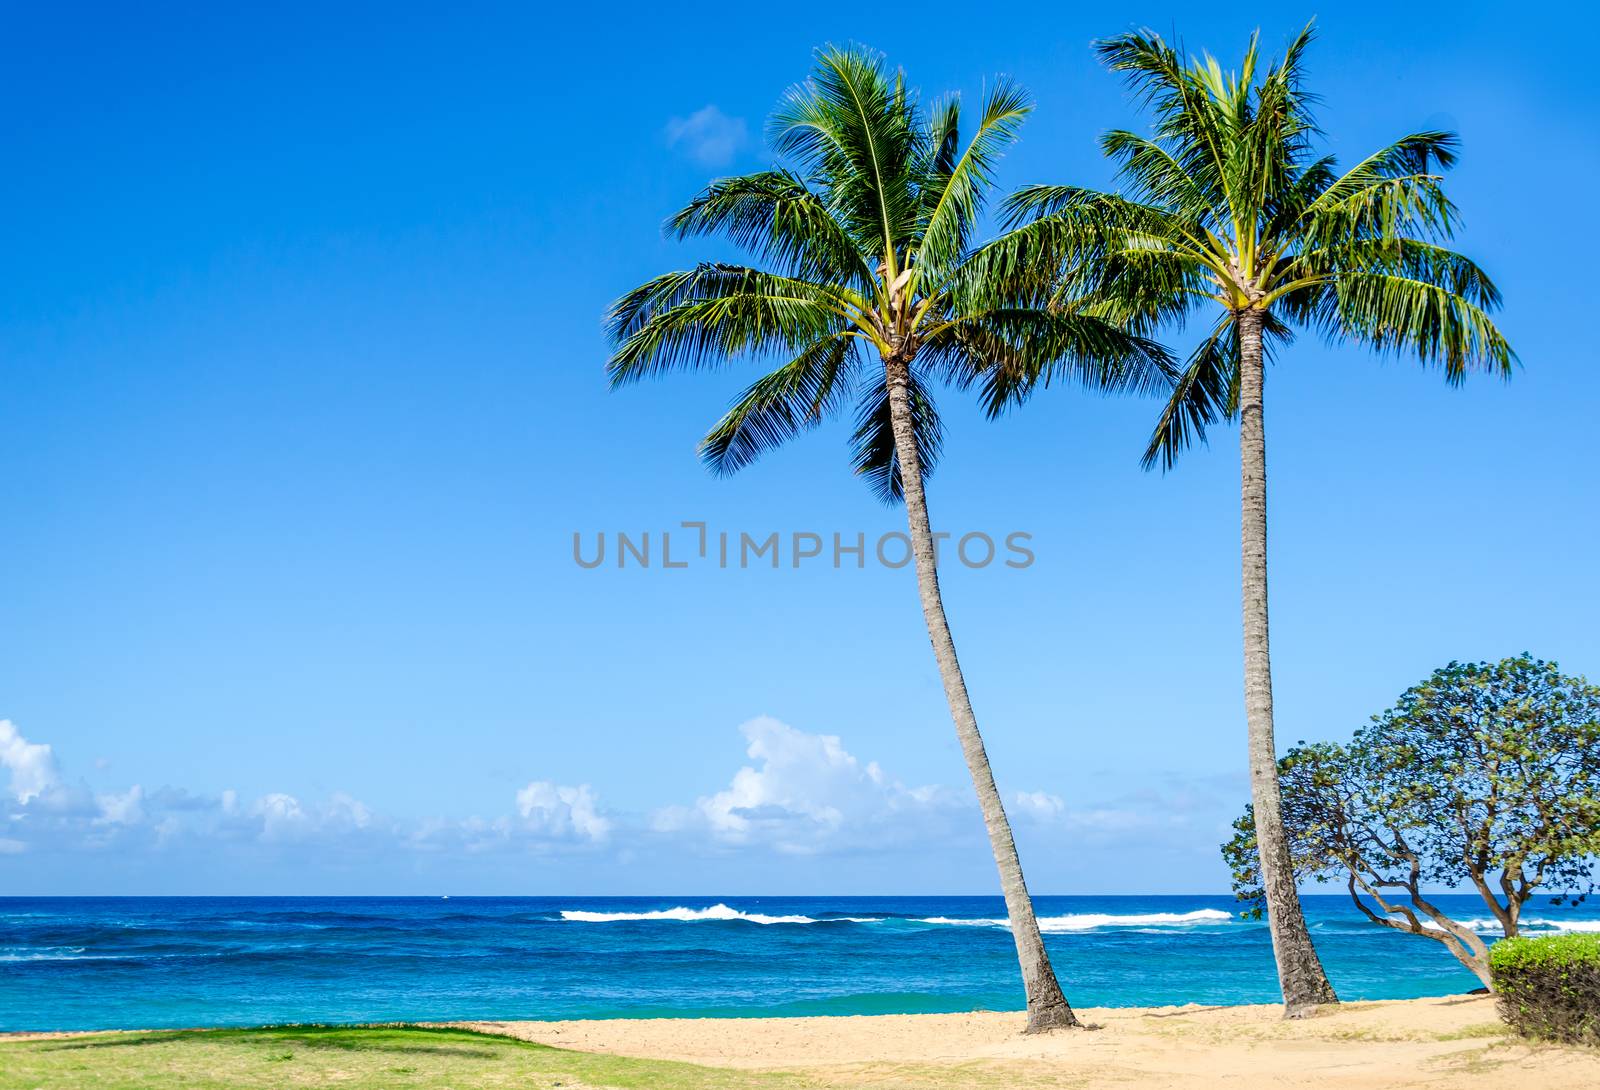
[{"x1": 4, "y1": 894, "x2": 1597, "y2": 1032}]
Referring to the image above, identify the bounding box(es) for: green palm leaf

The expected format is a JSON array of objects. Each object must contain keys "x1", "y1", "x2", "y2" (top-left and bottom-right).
[
  {"x1": 916, "y1": 79, "x2": 1033, "y2": 290},
  {"x1": 700, "y1": 335, "x2": 860, "y2": 475},
  {"x1": 606, "y1": 265, "x2": 852, "y2": 384},
  {"x1": 850, "y1": 366, "x2": 943, "y2": 503},
  {"x1": 667, "y1": 171, "x2": 875, "y2": 289}
]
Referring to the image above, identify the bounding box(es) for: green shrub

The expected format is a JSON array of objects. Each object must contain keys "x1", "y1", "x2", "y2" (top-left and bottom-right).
[{"x1": 1489, "y1": 933, "x2": 1600, "y2": 1045}]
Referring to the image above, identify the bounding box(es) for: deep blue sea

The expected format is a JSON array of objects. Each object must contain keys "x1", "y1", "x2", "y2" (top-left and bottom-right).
[{"x1": 4, "y1": 894, "x2": 1598, "y2": 1032}]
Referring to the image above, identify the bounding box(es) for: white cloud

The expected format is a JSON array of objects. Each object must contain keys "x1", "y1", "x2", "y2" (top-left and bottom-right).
[
  {"x1": 0, "y1": 718, "x2": 604, "y2": 864},
  {"x1": 96, "y1": 785, "x2": 145, "y2": 825},
  {"x1": 652, "y1": 717, "x2": 962, "y2": 855},
  {"x1": 516, "y1": 782, "x2": 611, "y2": 843},
  {"x1": 1013, "y1": 790, "x2": 1065, "y2": 821},
  {"x1": 4, "y1": 714, "x2": 1224, "y2": 885},
  {"x1": 252, "y1": 792, "x2": 306, "y2": 835},
  {"x1": 8, "y1": 715, "x2": 962, "y2": 868},
  {"x1": 1012, "y1": 788, "x2": 1194, "y2": 836},
  {"x1": 665, "y1": 105, "x2": 749, "y2": 167},
  {"x1": 249, "y1": 790, "x2": 375, "y2": 843},
  {"x1": 1, "y1": 719, "x2": 59, "y2": 803}
]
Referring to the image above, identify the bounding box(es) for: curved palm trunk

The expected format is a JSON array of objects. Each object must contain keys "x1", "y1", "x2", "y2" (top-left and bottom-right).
[
  {"x1": 1236, "y1": 308, "x2": 1339, "y2": 1017},
  {"x1": 884, "y1": 353, "x2": 1078, "y2": 1033}
]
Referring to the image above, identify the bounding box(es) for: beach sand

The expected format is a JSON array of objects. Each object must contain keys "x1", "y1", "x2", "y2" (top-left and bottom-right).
[{"x1": 460, "y1": 994, "x2": 1600, "y2": 1088}]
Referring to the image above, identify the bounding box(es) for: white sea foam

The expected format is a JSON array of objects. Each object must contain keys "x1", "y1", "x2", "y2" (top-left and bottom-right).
[
  {"x1": 1379, "y1": 915, "x2": 1600, "y2": 936},
  {"x1": 916, "y1": 909, "x2": 1233, "y2": 932},
  {"x1": 1395, "y1": 909, "x2": 1600, "y2": 934},
  {"x1": 558, "y1": 904, "x2": 881, "y2": 925},
  {"x1": 0, "y1": 948, "x2": 115, "y2": 962},
  {"x1": 1431, "y1": 916, "x2": 1600, "y2": 934}
]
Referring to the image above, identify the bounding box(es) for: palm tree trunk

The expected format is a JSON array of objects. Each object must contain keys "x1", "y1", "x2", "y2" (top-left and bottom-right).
[
  {"x1": 884, "y1": 353, "x2": 1078, "y2": 1033},
  {"x1": 1236, "y1": 307, "x2": 1339, "y2": 1017}
]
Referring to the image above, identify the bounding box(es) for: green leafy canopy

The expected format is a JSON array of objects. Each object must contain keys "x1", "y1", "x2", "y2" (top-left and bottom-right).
[{"x1": 1223, "y1": 655, "x2": 1600, "y2": 977}]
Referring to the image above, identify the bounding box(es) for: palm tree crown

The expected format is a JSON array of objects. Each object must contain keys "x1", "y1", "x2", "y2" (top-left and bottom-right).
[
  {"x1": 607, "y1": 44, "x2": 1167, "y2": 498},
  {"x1": 1000, "y1": 23, "x2": 1514, "y2": 461}
]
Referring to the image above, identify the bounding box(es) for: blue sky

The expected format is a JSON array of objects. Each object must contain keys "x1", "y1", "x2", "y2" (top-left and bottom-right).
[{"x1": 2, "y1": 3, "x2": 1595, "y2": 896}]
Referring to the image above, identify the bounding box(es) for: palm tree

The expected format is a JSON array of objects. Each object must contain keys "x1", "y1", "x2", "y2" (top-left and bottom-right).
[
  {"x1": 606, "y1": 45, "x2": 1169, "y2": 1032},
  {"x1": 997, "y1": 25, "x2": 1514, "y2": 1016}
]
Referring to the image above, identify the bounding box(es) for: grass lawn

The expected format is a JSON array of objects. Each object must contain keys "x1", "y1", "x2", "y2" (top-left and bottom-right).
[{"x1": 0, "y1": 1025, "x2": 813, "y2": 1090}]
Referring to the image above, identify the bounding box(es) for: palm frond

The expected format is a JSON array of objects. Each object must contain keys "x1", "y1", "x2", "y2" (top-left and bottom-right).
[
  {"x1": 1100, "y1": 130, "x2": 1216, "y2": 226},
  {"x1": 1140, "y1": 316, "x2": 1238, "y2": 471},
  {"x1": 769, "y1": 45, "x2": 921, "y2": 271},
  {"x1": 700, "y1": 335, "x2": 860, "y2": 474},
  {"x1": 1312, "y1": 270, "x2": 1516, "y2": 380},
  {"x1": 925, "y1": 307, "x2": 1174, "y2": 415},
  {"x1": 667, "y1": 171, "x2": 875, "y2": 288},
  {"x1": 850, "y1": 366, "x2": 943, "y2": 503},
  {"x1": 916, "y1": 78, "x2": 1033, "y2": 288},
  {"x1": 1297, "y1": 168, "x2": 1460, "y2": 251},
  {"x1": 1299, "y1": 132, "x2": 1460, "y2": 223},
  {"x1": 1095, "y1": 30, "x2": 1238, "y2": 220},
  {"x1": 607, "y1": 265, "x2": 850, "y2": 384},
  {"x1": 1139, "y1": 309, "x2": 1296, "y2": 470}
]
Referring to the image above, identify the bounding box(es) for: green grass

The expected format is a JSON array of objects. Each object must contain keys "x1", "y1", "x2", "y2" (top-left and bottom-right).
[{"x1": 0, "y1": 1025, "x2": 817, "y2": 1090}]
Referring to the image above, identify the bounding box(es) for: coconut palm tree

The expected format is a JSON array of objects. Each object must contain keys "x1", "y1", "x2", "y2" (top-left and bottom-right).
[
  {"x1": 995, "y1": 24, "x2": 1514, "y2": 1015},
  {"x1": 606, "y1": 45, "x2": 1169, "y2": 1032}
]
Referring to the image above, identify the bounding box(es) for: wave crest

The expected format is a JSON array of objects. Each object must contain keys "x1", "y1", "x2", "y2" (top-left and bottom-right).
[
  {"x1": 916, "y1": 909, "x2": 1233, "y2": 932},
  {"x1": 558, "y1": 904, "x2": 881, "y2": 925},
  {"x1": 1420, "y1": 916, "x2": 1600, "y2": 935}
]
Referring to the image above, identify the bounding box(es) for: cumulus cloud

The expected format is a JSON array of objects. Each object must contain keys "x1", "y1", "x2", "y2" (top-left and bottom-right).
[
  {"x1": 3, "y1": 714, "x2": 1216, "y2": 885},
  {"x1": 665, "y1": 105, "x2": 748, "y2": 167},
  {"x1": 1013, "y1": 790, "x2": 1065, "y2": 821},
  {"x1": 249, "y1": 791, "x2": 375, "y2": 844},
  {"x1": 95, "y1": 785, "x2": 145, "y2": 825},
  {"x1": 652, "y1": 717, "x2": 963, "y2": 855},
  {"x1": 1, "y1": 719, "x2": 59, "y2": 803},
  {"x1": 517, "y1": 782, "x2": 611, "y2": 843},
  {"x1": 0, "y1": 718, "x2": 609, "y2": 865}
]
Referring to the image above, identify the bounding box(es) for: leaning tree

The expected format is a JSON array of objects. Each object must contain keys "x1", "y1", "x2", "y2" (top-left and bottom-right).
[
  {"x1": 1224, "y1": 655, "x2": 1600, "y2": 988},
  {"x1": 606, "y1": 46, "x2": 1170, "y2": 1031}
]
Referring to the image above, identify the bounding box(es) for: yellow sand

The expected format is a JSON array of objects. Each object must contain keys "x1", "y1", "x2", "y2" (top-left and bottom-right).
[{"x1": 462, "y1": 994, "x2": 1600, "y2": 1089}]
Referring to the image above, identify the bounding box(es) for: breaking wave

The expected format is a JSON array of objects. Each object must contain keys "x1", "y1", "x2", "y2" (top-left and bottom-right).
[
  {"x1": 1420, "y1": 916, "x2": 1600, "y2": 935},
  {"x1": 557, "y1": 905, "x2": 1235, "y2": 930},
  {"x1": 916, "y1": 909, "x2": 1234, "y2": 932},
  {"x1": 558, "y1": 904, "x2": 881, "y2": 925}
]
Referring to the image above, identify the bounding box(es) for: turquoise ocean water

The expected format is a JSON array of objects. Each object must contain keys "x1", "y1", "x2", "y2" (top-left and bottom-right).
[{"x1": 4, "y1": 894, "x2": 1597, "y2": 1032}]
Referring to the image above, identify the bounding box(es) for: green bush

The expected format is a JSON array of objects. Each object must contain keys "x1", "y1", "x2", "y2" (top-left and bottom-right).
[{"x1": 1489, "y1": 933, "x2": 1600, "y2": 1045}]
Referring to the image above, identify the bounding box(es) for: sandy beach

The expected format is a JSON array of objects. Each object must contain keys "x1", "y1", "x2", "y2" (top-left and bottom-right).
[
  {"x1": 458, "y1": 994, "x2": 1600, "y2": 1089},
  {"x1": 7, "y1": 993, "x2": 1599, "y2": 1088}
]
